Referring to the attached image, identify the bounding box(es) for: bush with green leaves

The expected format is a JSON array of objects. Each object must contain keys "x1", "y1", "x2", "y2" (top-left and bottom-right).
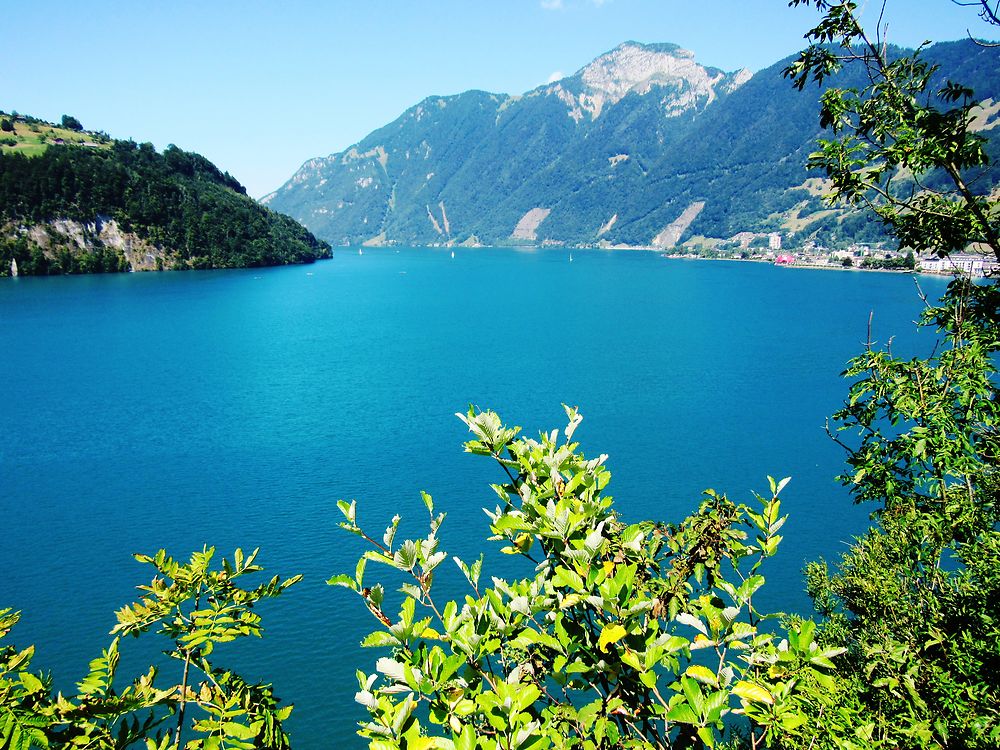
[
  {"x1": 0, "y1": 547, "x2": 299, "y2": 750},
  {"x1": 330, "y1": 282, "x2": 999, "y2": 750},
  {"x1": 779, "y1": 3, "x2": 1000, "y2": 745},
  {"x1": 783, "y1": 277, "x2": 1000, "y2": 750},
  {"x1": 331, "y1": 407, "x2": 845, "y2": 750}
]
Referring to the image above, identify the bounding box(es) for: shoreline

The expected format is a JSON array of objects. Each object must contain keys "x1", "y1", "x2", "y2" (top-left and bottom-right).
[{"x1": 660, "y1": 254, "x2": 925, "y2": 276}]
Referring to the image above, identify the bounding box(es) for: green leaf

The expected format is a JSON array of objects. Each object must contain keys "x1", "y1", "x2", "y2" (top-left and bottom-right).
[
  {"x1": 326, "y1": 573, "x2": 357, "y2": 590},
  {"x1": 598, "y1": 624, "x2": 627, "y2": 653},
  {"x1": 681, "y1": 677, "x2": 705, "y2": 715},
  {"x1": 221, "y1": 721, "x2": 257, "y2": 741},
  {"x1": 684, "y1": 665, "x2": 718, "y2": 686},
  {"x1": 394, "y1": 540, "x2": 419, "y2": 571},
  {"x1": 780, "y1": 713, "x2": 808, "y2": 730},
  {"x1": 697, "y1": 726, "x2": 717, "y2": 748},
  {"x1": 337, "y1": 499, "x2": 357, "y2": 524},
  {"x1": 732, "y1": 681, "x2": 773, "y2": 705},
  {"x1": 18, "y1": 673, "x2": 44, "y2": 694},
  {"x1": 361, "y1": 631, "x2": 401, "y2": 648},
  {"x1": 675, "y1": 612, "x2": 708, "y2": 635},
  {"x1": 454, "y1": 724, "x2": 476, "y2": 750},
  {"x1": 666, "y1": 703, "x2": 698, "y2": 725}
]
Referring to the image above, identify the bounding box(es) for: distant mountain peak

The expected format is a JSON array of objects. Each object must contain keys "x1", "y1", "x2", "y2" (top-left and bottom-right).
[
  {"x1": 545, "y1": 40, "x2": 752, "y2": 120},
  {"x1": 580, "y1": 41, "x2": 697, "y2": 91},
  {"x1": 263, "y1": 39, "x2": 998, "y2": 251}
]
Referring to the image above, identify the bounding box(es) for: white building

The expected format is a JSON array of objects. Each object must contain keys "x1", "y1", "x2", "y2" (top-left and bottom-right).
[{"x1": 919, "y1": 253, "x2": 999, "y2": 277}]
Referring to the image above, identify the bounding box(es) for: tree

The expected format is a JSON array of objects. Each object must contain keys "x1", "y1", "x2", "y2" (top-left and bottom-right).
[
  {"x1": 782, "y1": 277, "x2": 1000, "y2": 750},
  {"x1": 779, "y1": 3, "x2": 1000, "y2": 748},
  {"x1": 784, "y1": 0, "x2": 1000, "y2": 262},
  {"x1": 61, "y1": 114, "x2": 83, "y2": 132},
  {"x1": 0, "y1": 547, "x2": 300, "y2": 750},
  {"x1": 952, "y1": 0, "x2": 1000, "y2": 28},
  {"x1": 0, "y1": 119, "x2": 13, "y2": 133},
  {"x1": 332, "y1": 407, "x2": 843, "y2": 750}
]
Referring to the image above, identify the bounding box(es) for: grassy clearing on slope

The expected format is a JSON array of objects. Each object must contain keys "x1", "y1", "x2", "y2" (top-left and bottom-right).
[{"x1": 0, "y1": 116, "x2": 111, "y2": 157}]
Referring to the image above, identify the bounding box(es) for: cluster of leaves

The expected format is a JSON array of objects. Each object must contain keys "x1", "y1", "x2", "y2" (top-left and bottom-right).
[
  {"x1": 0, "y1": 547, "x2": 299, "y2": 750},
  {"x1": 0, "y1": 139, "x2": 331, "y2": 276},
  {"x1": 331, "y1": 407, "x2": 845, "y2": 750},
  {"x1": 784, "y1": 0, "x2": 1000, "y2": 261},
  {"x1": 331, "y1": 280, "x2": 999, "y2": 750}
]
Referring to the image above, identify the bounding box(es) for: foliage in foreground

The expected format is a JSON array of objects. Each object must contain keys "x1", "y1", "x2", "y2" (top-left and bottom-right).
[
  {"x1": 0, "y1": 548, "x2": 299, "y2": 750},
  {"x1": 778, "y1": 5, "x2": 1000, "y2": 744},
  {"x1": 331, "y1": 407, "x2": 841, "y2": 750},
  {"x1": 793, "y1": 278, "x2": 1000, "y2": 750},
  {"x1": 330, "y1": 274, "x2": 999, "y2": 750}
]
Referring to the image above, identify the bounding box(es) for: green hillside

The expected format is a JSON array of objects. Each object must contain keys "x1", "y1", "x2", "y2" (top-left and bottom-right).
[
  {"x1": 0, "y1": 113, "x2": 112, "y2": 157},
  {"x1": 0, "y1": 112, "x2": 331, "y2": 275}
]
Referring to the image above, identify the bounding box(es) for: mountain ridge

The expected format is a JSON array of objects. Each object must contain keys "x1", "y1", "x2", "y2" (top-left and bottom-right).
[{"x1": 264, "y1": 39, "x2": 1000, "y2": 250}]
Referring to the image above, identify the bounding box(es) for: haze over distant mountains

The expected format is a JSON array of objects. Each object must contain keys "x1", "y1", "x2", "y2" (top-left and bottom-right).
[{"x1": 263, "y1": 40, "x2": 1000, "y2": 249}]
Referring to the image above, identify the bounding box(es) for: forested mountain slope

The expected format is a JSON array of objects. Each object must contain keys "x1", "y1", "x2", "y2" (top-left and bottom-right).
[
  {"x1": 0, "y1": 116, "x2": 330, "y2": 275},
  {"x1": 264, "y1": 40, "x2": 1000, "y2": 249}
]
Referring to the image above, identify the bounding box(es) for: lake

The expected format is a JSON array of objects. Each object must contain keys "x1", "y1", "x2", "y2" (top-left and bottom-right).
[{"x1": 0, "y1": 248, "x2": 948, "y2": 748}]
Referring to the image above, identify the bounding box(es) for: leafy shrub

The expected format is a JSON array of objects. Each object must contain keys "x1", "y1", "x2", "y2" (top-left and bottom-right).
[
  {"x1": 331, "y1": 407, "x2": 843, "y2": 749},
  {"x1": 794, "y1": 278, "x2": 1000, "y2": 750},
  {"x1": 0, "y1": 547, "x2": 299, "y2": 750}
]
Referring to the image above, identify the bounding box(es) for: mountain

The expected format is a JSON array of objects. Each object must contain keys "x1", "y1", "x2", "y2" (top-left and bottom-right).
[
  {"x1": 264, "y1": 40, "x2": 1000, "y2": 249},
  {"x1": 0, "y1": 114, "x2": 331, "y2": 275}
]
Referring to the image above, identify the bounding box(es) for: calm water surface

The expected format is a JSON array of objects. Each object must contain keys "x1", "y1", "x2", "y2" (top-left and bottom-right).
[{"x1": 0, "y1": 248, "x2": 947, "y2": 748}]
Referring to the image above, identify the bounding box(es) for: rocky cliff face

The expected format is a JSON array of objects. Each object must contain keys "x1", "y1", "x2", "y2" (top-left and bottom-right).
[
  {"x1": 29, "y1": 217, "x2": 166, "y2": 269},
  {"x1": 561, "y1": 42, "x2": 750, "y2": 120},
  {"x1": 3, "y1": 216, "x2": 171, "y2": 273},
  {"x1": 263, "y1": 39, "x2": 999, "y2": 249}
]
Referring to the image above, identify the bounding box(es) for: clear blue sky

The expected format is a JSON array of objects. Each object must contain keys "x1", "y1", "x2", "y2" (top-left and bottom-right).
[{"x1": 3, "y1": 1, "x2": 995, "y2": 198}]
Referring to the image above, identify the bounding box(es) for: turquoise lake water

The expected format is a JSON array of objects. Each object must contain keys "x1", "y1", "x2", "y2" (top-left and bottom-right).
[{"x1": 0, "y1": 248, "x2": 948, "y2": 748}]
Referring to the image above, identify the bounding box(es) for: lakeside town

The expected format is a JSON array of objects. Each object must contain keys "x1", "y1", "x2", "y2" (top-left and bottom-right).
[{"x1": 665, "y1": 230, "x2": 1000, "y2": 277}]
